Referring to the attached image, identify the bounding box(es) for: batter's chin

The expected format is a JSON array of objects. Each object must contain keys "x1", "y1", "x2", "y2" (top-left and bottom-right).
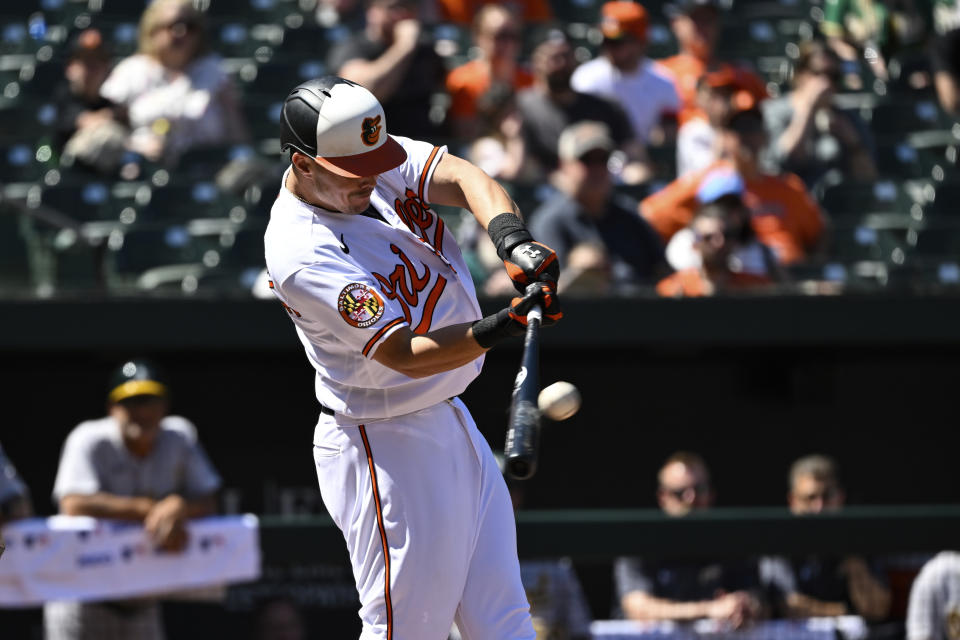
[{"x1": 347, "y1": 194, "x2": 373, "y2": 213}]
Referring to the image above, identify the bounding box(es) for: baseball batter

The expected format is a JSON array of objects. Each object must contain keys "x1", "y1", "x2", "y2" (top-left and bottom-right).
[{"x1": 264, "y1": 77, "x2": 562, "y2": 640}]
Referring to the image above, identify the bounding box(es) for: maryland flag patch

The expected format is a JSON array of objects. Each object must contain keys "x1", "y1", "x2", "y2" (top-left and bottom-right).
[{"x1": 338, "y1": 283, "x2": 385, "y2": 328}]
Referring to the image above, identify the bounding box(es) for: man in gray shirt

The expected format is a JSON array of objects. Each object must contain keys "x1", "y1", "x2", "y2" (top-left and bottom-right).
[{"x1": 44, "y1": 359, "x2": 222, "y2": 640}]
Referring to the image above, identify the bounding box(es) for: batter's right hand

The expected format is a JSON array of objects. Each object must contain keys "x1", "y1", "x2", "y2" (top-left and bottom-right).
[{"x1": 508, "y1": 282, "x2": 562, "y2": 327}]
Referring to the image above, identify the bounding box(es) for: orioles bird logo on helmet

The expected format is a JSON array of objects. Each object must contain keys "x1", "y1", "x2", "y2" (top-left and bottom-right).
[{"x1": 361, "y1": 115, "x2": 381, "y2": 146}]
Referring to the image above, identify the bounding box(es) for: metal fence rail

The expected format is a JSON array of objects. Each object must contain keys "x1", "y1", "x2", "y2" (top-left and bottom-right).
[{"x1": 259, "y1": 505, "x2": 960, "y2": 563}]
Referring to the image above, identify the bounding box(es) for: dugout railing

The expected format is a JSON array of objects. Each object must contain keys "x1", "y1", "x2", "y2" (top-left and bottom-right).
[{"x1": 259, "y1": 505, "x2": 960, "y2": 562}]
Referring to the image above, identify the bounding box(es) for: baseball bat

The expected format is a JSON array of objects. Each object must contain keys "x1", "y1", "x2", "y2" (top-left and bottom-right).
[{"x1": 504, "y1": 304, "x2": 542, "y2": 480}]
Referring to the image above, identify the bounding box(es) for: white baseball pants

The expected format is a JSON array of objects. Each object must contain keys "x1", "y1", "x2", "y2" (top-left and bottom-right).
[{"x1": 312, "y1": 397, "x2": 535, "y2": 640}]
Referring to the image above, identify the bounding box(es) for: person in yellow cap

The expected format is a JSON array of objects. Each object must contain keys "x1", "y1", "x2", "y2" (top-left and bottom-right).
[{"x1": 44, "y1": 359, "x2": 221, "y2": 640}]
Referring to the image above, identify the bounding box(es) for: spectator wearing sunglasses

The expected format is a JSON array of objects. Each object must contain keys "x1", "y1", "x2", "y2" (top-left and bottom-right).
[
  {"x1": 761, "y1": 455, "x2": 892, "y2": 623},
  {"x1": 99, "y1": 0, "x2": 248, "y2": 165},
  {"x1": 614, "y1": 452, "x2": 767, "y2": 627},
  {"x1": 761, "y1": 41, "x2": 876, "y2": 189},
  {"x1": 446, "y1": 4, "x2": 534, "y2": 140},
  {"x1": 657, "y1": 193, "x2": 777, "y2": 298},
  {"x1": 527, "y1": 121, "x2": 668, "y2": 296}
]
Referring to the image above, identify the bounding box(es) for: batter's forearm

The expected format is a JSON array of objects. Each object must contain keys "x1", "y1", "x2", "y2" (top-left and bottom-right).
[
  {"x1": 373, "y1": 323, "x2": 487, "y2": 378},
  {"x1": 60, "y1": 493, "x2": 155, "y2": 521},
  {"x1": 428, "y1": 153, "x2": 521, "y2": 229}
]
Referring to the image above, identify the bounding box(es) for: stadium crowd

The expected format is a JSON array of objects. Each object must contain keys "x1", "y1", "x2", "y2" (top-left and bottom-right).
[{"x1": 0, "y1": 0, "x2": 958, "y2": 297}]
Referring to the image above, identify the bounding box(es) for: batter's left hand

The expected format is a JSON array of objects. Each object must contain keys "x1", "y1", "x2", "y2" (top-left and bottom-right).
[
  {"x1": 508, "y1": 282, "x2": 563, "y2": 327},
  {"x1": 503, "y1": 241, "x2": 560, "y2": 293}
]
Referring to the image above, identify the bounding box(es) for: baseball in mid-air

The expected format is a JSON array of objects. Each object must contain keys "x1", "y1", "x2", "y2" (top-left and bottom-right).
[{"x1": 538, "y1": 381, "x2": 581, "y2": 421}]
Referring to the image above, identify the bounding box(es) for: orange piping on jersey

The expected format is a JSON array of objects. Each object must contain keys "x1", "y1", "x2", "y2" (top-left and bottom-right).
[
  {"x1": 413, "y1": 275, "x2": 447, "y2": 335},
  {"x1": 362, "y1": 317, "x2": 405, "y2": 358},
  {"x1": 359, "y1": 425, "x2": 393, "y2": 640},
  {"x1": 432, "y1": 216, "x2": 445, "y2": 254},
  {"x1": 418, "y1": 146, "x2": 440, "y2": 204}
]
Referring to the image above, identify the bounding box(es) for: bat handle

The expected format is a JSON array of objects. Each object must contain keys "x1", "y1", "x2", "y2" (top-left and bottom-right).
[{"x1": 526, "y1": 304, "x2": 542, "y2": 324}]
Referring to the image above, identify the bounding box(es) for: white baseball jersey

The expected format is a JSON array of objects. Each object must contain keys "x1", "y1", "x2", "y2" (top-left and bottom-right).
[
  {"x1": 265, "y1": 137, "x2": 484, "y2": 421},
  {"x1": 266, "y1": 136, "x2": 535, "y2": 640},
  {"x1": 908, "y1": 552, "x2": 960, "y2": 640}
]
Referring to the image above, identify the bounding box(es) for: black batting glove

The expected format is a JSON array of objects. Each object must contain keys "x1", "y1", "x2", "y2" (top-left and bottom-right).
[
  {"x1": 487, "y1": 213, "x2": 561, "y2": 293},
  {"x1": 508, "y1": 282, "x2": 563, "y2": 327},
  {"x1": 503, "y1": 241, "x2": 560, "y2": 293},
  {"x1": 472, "y1": 283, "x2": 563, "y2": 349}
]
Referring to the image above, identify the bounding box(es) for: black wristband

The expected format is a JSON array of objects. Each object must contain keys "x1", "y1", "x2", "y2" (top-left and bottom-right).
[
  {"x1": 487, "y1": 213, "x2": 533, "y2": 261},
  {"x1": 471, "y1": 308, "x2": 523, "y2": 349}
]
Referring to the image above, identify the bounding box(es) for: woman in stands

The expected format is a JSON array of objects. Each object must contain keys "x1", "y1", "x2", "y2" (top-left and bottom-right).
[{"x1": 100, "y1": 0, "x2": 248, "y2": 166}]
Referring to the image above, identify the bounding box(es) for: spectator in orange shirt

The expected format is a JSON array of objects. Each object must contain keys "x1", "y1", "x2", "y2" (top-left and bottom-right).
[
  {"x1": 664, "y1": 167, "x2": 782, "y2": 280},
  {"x1": 436, "y1": 0, "x2": 552, "y2": 24},
  {"x1": 658, "y1": 0, "x2": 768, "y2": 125},
  {"x1": 641, "y1": 108, "x2": 826, "y2": 264},
  {"x1": 446, "y1": 4, "x2": 534, "y2": 140},
  {"x1": 657, "y1": 199, "x2": 774, "y2": 297},
  {"x1": 676, "y1": 68, "x2": 756, "y2": 176}
]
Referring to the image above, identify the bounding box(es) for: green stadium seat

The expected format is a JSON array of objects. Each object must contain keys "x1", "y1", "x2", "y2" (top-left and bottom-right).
[
  {"x1": 275, "y1": 24, "x2": 341, "y2": 57},
  {"x1": 93, "y1": 0, "x2": 151, "y2": 20},
  {"x1": 551, "y1": 0, "x2": 602, "y2": 24},
  {"x1": 95, "y1": 20, "x2": 140, "y2": 58},
  {"x1": 875, "y1": 140, "x2": 956, "y2": 181},
  {"x1": 202, "y1": 0, "x2": 301, "y2": 22},
  {"x1": 0, "y1": 100, "x2": 57, "y2": 138},
  {"x1": 912, "y1": 224, "x2": 960, "y2": 258},
  {"x1": 141, "y1": 181, "x2": 241, "y2": 221},
  {"x1": 218, "y1": 223, "x2": 266, "y2": 269},
  {"x1": 0, "y1": 1, "x2": 47, "y2": 19},
  {"x1": 870, "y1": 99, "x2": 952, "y2": 135},
  {"x1": 831, "y1": 218, "x2": 917, "y2": 264},
  {"x1": 0, "y1": 142, "x2": 47, "y2": 183},
  {"x1": 50, "y1": 223, "x2": 110, "y2": 292},
  {"x1": 174, "y1": 144, "x2": 252, "y2": 182},
  {"x1": 924, "y1": 182, "x2": 960, "y2": 216},
  {"x1": 738, "y1": 1, "x2": 816, "y2": 20},
  {"x1": 819, "y1": 180, "x2": 920, "y2": 219},
  {"x1": 240, "y1": 58, "x2": 325, "y2": 97},
  {"x1": 241, "y1": 96, "x2": 282, "y2": 141},
  {"x1": 215, "y1": 20, "x2": 284, "y2": 59},
  {"x1": 717, "y1": 20, "x2": 783, "y2": 60},
  {"x1": 39, "y1": 181, "x2": 112, "y2": 222},
  {"x1": 107, "y1": 224, "x2": 202, "y2": 279},
  {"x1": 0, "y1": 206, "x2": 36, "y2": 292},
  {"x1": 885, "y1": 262, "x2": 960, "y2": 290}
]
